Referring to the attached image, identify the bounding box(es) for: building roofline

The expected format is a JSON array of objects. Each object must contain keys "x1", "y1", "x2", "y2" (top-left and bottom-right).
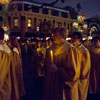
[{"x1": 12, "y1": 0, "x2": 69, "y2": 13}]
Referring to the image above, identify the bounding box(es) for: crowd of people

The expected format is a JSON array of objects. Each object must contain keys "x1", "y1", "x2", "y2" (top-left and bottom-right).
[{"x1": 0, "y1": 26, "x2": 100, "y2": 100}]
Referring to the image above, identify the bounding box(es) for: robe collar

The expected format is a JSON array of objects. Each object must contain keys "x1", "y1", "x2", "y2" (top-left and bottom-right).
[
  {"x1": 78, "y1": 44, "x2": 88, "y2": 51},
  {"x1": 54, "y1": 42, "x2": 74, "y2": 56},
  {"x1": 13, "y1": 47, "x2": 19, "y2": 55},
  {"x1": 0, "y1": 43, "x2": 11, "y2": 54}
]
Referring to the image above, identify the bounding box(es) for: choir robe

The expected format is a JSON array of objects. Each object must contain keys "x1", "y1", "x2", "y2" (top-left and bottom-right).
[
  {"x1": 89, "y1": 47, "x2": 100, "y2": 94},
  {"x1": 12, "y1": 47, "x2": 25, "y2": 97},
  {"x1": 0, "y1": 43, "x2": 19, "y2": 100},
  {"x1": 77, "y1": 44, "x2": 91, "y2": 100},
  {"x1": 43, "y1": 42, "x2": 81, "y2": 100}
]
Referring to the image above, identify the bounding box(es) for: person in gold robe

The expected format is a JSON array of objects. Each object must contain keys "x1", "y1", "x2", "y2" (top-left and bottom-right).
[
  {"x1": 43, "y1": 28, "x2": 81, "y2": 100},
  {"x1": 71, "y1": 32, "x2": 91, "y2": 100},
  {"x1": 89, "y1": 36, "x2": 100, "y2": 94},
  {"x1": 0, "y1": 27, "x2": 20, "y2": 100},
  {"x1": 10, "y1": 37, "x2": 25, "y2": 97}
]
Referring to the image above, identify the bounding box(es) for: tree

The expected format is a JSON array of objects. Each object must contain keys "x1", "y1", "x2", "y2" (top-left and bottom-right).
[
  {"x1": 76, "y1": 3, "x2": 82, "y2": 12},
  {"x1": 64, "y1": 6, "x2": 77, "y2": 19},
  {"x1": 39, "y1": 0, "x2": 65, "y2": 8}
]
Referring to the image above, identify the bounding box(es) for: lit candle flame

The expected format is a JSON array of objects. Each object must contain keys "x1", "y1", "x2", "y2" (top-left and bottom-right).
[{"x1": 50, "y1": 50, "x2": 53, "y2": 64}]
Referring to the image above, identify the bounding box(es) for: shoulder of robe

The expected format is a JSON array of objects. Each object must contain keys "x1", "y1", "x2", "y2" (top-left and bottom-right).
[
  {"x1": 66, "y1": 41, "x2": 74, "y2": 48},
  {"x1": 0, "y1": 43, "x2": 11, "y2": 54},
  {"x1": 54, "y1": 42, "x2": 73, "y2": 56},
  {"x1": 78, "y1": 44, "x2": 89, "y2": 53},
  {"x1": 13, "y1": 47, "x2": 19, "y2": 55}
]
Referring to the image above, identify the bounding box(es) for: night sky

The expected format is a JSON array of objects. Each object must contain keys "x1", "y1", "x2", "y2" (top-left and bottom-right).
[{"x1": 32, "y1": 0, "x2": 100, "y2": 19}]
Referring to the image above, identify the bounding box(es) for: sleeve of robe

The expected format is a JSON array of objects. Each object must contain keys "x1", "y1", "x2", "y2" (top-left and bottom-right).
[
  {"x1": 0, "y1": 51, "x2": 12, "y2": 100},
  {"x1": 79, "y1": 49, "x2": 91, "y2": 100},
  {"x1": 80, "y1": 49, "x2": 91, "y2": 79},
  {"x1": 57, "y1": 47, "x2": 81, "y2": 86},
  {"x1": 12, "y1": 48, "x2": 25, "y2": 97}
]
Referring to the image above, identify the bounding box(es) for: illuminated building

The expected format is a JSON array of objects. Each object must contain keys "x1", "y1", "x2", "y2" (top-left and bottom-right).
[{"x1": 0, "y1": 0, "x2": 85, "y2": 38}]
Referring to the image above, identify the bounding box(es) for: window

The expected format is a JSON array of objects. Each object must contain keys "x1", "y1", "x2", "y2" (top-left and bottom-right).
[
  {"x1": 18, "y1": 4, "x2": 22, "y2": 11},
  {"x1": 57, "y1": 22, "x2": 62, "y2": 27},
  {"x1": 67, "y1": 23, "x2": 70, "y2": 30},
  {"x1": 28, "y1": 19, "x2": 32, "y2": 27},
  {"x1": 43, "y1": 8, "x2": 48, "y2": 15},
  {"x1": 14, "y1": 18, "x2": 18, "y2": 26},
  {"x1": 24, "y1": 4, "x2": 29, "y2": 11},
  {"x1": 32, "y1": 6, "x2": 39, "y2": 13},
  {"x1": 62, "y1": 12, "x2": 68, "y2": 18},
  {"x1": 51, "y1": 10, "x2": 59, "y2": 16}
]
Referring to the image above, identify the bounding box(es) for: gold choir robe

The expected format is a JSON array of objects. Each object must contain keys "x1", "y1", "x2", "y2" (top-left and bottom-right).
[
  {"x1": 12, "y1": 47, "x2": 25, "y2": 97},
  {"x1": 0, "y1": 43, "x2": 19, "y2": 100},
  {"x1": 89, "y1": 47, "x2": 100, "y2": 94},
  {"x1": 77, "y1": 44, "x2": 91, "y2": 100},
  {"x1": 43, "y1": 42, "x2": 80, "y2": 100}
]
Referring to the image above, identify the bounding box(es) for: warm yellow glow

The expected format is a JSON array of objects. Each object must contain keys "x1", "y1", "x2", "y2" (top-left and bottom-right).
[
  {"x1": 28, "y1": 19, "x2": 32, "y2": 27},
  {"x1": 14, "y1": 18, "x2": 18, "y2": 26},
  {"x1": 88, "y1": 36, "x2": 93, "y2": 40},
  {"x1": 66, "y1": 37, "x2": 71, "y2": 41},
  {"x1": 0, "y1": 0, "x2": 10, "y2": 4},
  {"x1": 22, "y1": 43, "x2": 24, "y2": 45},
  {"x1": 4, "y1": 34, "x2": 9, "y2": 41},
  {"x1": 50, "y1": 50, "x2": 53, "y2": 64},
  {"x1": 37, "y1": 26, "x2": 39, "y2": 31}
]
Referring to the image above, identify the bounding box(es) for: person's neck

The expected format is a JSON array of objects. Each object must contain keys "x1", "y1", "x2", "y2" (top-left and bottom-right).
[
  {"x1": 58, "y1": 39, "x2": 66, "y2": 46},
  {"x1": 73, "y1": 42, "x2": 81, "y2": 48}
]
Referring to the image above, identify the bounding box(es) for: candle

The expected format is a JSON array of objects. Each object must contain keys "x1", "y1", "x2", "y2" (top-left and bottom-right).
[{"x1": 50, "y1": 50, "x2": 53, "y2": 64}]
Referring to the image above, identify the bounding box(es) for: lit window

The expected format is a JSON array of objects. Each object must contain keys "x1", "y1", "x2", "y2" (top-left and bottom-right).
[
  {"x1": 28, "y1": 19, "x2": 32, "y2": 27},
  {"x1": 14, "y1": 18, "x2": 18, "y2": 26}
]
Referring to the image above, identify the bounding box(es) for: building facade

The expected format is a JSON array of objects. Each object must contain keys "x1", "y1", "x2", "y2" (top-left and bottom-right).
[{"x1": 0, "y1": 0, "x2": 76, "y2": 38}]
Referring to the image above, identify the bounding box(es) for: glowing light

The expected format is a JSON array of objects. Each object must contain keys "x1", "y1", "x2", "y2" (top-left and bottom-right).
[
  {"x1": 50, "y1": 50, "x2": 53, "y2": 64},
  {"x1": 17, "y1": 37, "x2": 20, "y2": 40},
  {"x1": 28, "y1": 19, "x2": 32, "y2": 27},
  {"x1": 78, "y1": 28, "x2": 83, "y2": 32},
  {"x1": 37, "y1": 26, "x2": 39, "y2": 32},
  {"x1": 4, "y1": 33, "x2": 9, "y2": 41},
  {"x1": 0, "y1": 0, "x2": 10, "y2": 4},
  {"x1": 66, "y1": 37, "x2": 71, "y2": 41},
  {"x1": 72, "y1": 22, "x2": 79, "y2": 28},
  {"x1": 88, "y1": 36, "x2": 93, "y2": 40},
  {"x1": 77, "y1": 15, "x2": 85, "y2": 22},
  {"x1": 83, "y1": 24, "x2": 88, "y2": 29},
  {"x1": 2, "y1": 26, "x2": 8, "y2": 31},
  {"x1": 89, "y1": 26, "x2": 98, "y2": 34},
  {"x1": 46, "y1": 37, "x2": 50, "y2": 40},
  {"x1": 22, "y1": 43, "x2": 24, "y2": 45},
  {"x1": 82, "y1": 37, "x2": 87, "y2": 41},
  {"x1": 0, "y1": 0, "x2": 10, "y2": 11}
]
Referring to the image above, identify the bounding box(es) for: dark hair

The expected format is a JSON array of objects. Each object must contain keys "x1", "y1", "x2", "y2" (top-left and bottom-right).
[
  {"x1": 0, "y1": 27, "x2": 4, "y2": 40},
  {"x1": 53, "y1": 27, "x2": 67, "y2": 39},
  {"x1": 72, "y1": 32, "x2": 82, "y2": 42},
  {"x1": 48, "y1": 38, "x2": 53, "y2": 42}
]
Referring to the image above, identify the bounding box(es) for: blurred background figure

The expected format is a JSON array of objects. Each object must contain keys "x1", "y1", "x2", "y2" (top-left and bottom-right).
[
  {"x1": 10, "y1": 37, "x2": 25, "y2": 98},
  {"x1": 71, "y1": 32, "x2": 91, "y2": 100},
  {"x1": 89, "y1": 36, "x2": 100, "y2": 96}
]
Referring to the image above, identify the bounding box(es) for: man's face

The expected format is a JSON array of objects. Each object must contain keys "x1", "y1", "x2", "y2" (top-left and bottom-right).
[
  {"x1": 72, "y1": 35, "x2": 80, "y2": 46},
  {"x1": 53, "y1": 33, "x2": 61, "y2": 45}
]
